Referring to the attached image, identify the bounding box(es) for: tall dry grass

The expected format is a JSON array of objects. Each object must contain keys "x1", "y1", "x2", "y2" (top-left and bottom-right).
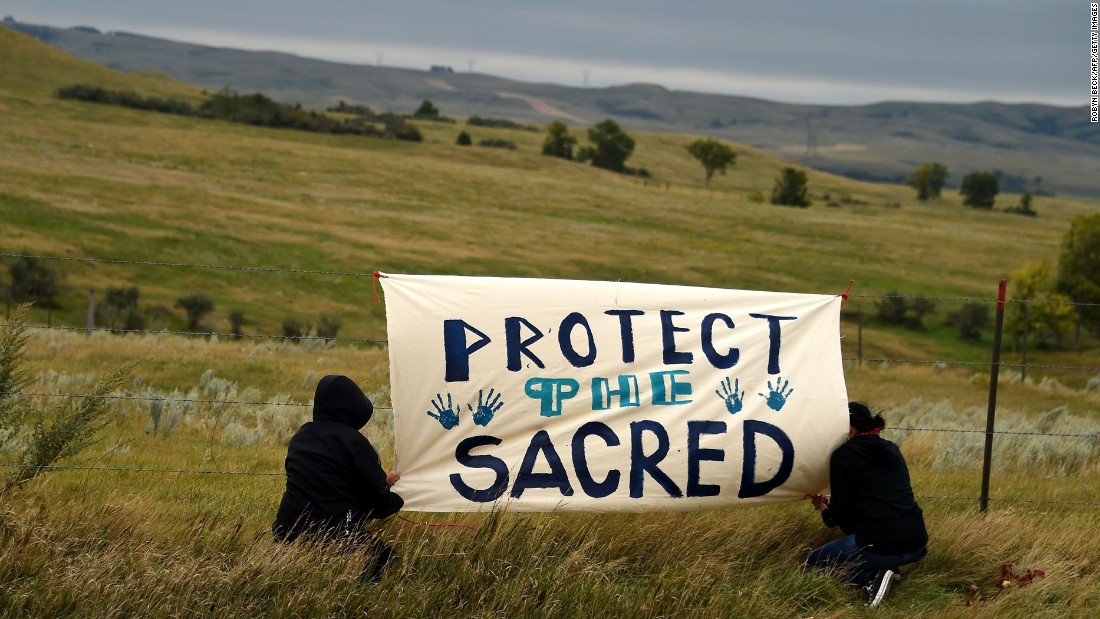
[{"x1": 1, "y1": 330, "x2": 1098, "y2": 617}]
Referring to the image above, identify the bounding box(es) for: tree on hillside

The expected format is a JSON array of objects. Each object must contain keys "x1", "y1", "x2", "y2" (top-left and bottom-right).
[
  {"x1": 228, "y1": 309, "x2": 247, "y2": 337},
  {"x1": 8, "y1": 255, "x2": 64, "y2": 309},
  {"x1": 316, "y1": 314, "x2": 343, "y2": 342},
  {"x1": 1006, "y1": 191, "x2": 1037, "y2": 217},
  {"x1": 904, "y1": 162, "x2": 949, "y2": 201},
  {"x1": 949, "y1": 303, "x2": 989, "y2": 341},
  {"x1": 686, "y1": 138, "x2": 736, "y2": 187},
  {"x1": 101, "y1": 285, "x2": 145, "y2": 331},
  {"x1": 541, "y1": 121, "x2": 577, "y2": 160},
  {"x1": 413, "y1": 100, "x2": 440, "y2": 119},
  {"x1": 577, "y1": 119, "x2": 635, "y2": 173},
  {"x1": 455, "y1": 130, "x2": 472, "y2": 146},
  {"x1": 959, "y1": 171, "x2": 999, "y2": 209},
  {"x1": 875, "y1": 292, "x2": 936, "y2": 330},
  {"x1": 1007, "y1": 260, "x2": 1075, "y2": 349},
  {"x1": 1055, "y1": 214, "x2": 1100, "y2": 334},
  {"x1": 770, "y1": 167, "x2": 811, "y2": 207},
  {"x1": 175, "y1": 292, "x2": 214, "y2": 331}
]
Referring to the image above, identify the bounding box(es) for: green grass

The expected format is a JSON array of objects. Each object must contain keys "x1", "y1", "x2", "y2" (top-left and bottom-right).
[{"x1": 2, "y1": 25, "x2": 1100, "y2": 617}]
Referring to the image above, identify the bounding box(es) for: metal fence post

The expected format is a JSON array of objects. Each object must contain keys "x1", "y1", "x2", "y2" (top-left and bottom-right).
[
  {"x1": 857, "y1": 305, "x2": 863, "y2": 369},
  {"x1": 980, "y1": 279, "x2": 1007, "y2": 513},
  {"x1": 1021, "y1": 302, "x2": 1028, "y2": 382},
  {"x1": 87, "y1": 288, "x2": 95, "y2": 335}
]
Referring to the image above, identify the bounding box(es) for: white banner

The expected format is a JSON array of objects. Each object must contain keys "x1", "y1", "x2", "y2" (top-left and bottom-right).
[{"x1": 381, "y1": 274, "x2": 848, "y2": 512}]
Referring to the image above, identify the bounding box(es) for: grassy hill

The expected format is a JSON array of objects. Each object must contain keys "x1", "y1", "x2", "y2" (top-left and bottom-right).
[
  {"x1": 2, "y1": 25, "x2": 1100, "y2": 617},
  {"x1": 2, "y1": 22, "x2": 1099, "y2": 368},
  {"x1": 6, "y1": 19, "x2": 1100, "y2": 199}
]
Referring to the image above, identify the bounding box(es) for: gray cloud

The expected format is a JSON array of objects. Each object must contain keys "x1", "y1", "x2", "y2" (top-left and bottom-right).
[{"x1": 3, "y1": 0, "x2": 1083, "y2": 105}]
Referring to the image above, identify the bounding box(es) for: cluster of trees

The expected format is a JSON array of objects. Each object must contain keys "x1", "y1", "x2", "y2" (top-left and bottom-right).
[
  {"x1": 905, "y1": 163, "x2": 949, "y2": 201},
  {"x1": 171, "y1": 292, "x2": 343, "y2": 342},
  {"x1": 454, "y1": 131, "x2": 516, "y2": 150},
  {"x1": 467, "y1": 116, "x2": 540, "y2": 132},
  {"x1": 1, "y1": 256, "x2": 345, "y2": 343},
  {"x1": 540, "y1": 119, "x2": 648, "y2": 176},
  {"x1": 57, "y1": 86, "x2": 423, "y2": 142},
  {"x1": 411, "y1": 100, "x2": 455, "y2": 124},
  {"x1": 904, "y1": 162, "x2": 1037, "y2": 216},
  {"x1": 542, "y1": 119, "x2": 637, "y2": 173},
  {"x1": 863, "y1": 214, "x2": 1100, "y2": 346}
]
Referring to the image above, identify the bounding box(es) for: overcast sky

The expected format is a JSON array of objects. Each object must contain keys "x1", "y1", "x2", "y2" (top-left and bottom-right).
[{"x1": 4, "y1": 1, "x2": 1088, "y2": 106}]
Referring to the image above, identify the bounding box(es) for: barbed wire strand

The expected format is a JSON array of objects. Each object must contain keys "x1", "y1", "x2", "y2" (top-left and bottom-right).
[
  {"x1": 912, "y1": 494, "x2": 1100, "y2": 507},
  {"x1": 2, "y1": 391, "x2": 393, "y2": 411},
  {"x1": 20, "y1": 323, "x2": 1100, "y2": 372},
  {"x1": 0, "y1": 463, "x2": 284, "y2": 476},
  {"x1": 27, "y1": 323, "x2": 387, "y2": 344},
  {"x1": 9, "y1": 252, "x2": 1100, "y2": 307},
  {"x1": 0, "y1": 252, "x2": 376, "y2": 278},
  {"x1": 844, "y1": 357, "x2": 1100, "y2": 372}
]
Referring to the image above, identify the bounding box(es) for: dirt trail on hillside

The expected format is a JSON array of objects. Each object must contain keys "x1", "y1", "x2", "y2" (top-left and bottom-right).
[{"x1": 496, "y1": 92, "x2": 586, "y2": 124}]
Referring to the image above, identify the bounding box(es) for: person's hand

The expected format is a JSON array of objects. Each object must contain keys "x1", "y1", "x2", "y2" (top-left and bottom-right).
[
  {"x1": 805, "y1": 494, "x2": 830, "y2": 510},
  {"x1": 386, "y1": 471, "x2": 400, "y2": 487}
]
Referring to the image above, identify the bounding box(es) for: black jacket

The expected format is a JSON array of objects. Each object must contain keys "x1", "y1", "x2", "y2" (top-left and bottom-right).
[
  {"x1": 821, "y1": 433, "x2": 927, "y2": 554},
  {"x1": 273, "y1": 375, "x2": 403, "y2": 542}
]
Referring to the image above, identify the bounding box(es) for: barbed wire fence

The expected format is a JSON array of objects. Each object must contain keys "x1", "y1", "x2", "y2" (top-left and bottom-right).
[{"x1": 2, "y1": 252, "x2": 1099, "y2": 512}]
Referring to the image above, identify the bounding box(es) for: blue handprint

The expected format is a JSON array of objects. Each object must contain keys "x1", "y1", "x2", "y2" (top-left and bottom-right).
[
  {"x1": 427, "y1": 393, "x2": 460, "y2": 430},
  {"x1": 468, "y1": 388, "x2": 504, "y2": 427},
  {"x1": 758, "y1": 377, "x2": 794, "y2": 411},
  {"x1": 714, "y1": 377, "x2": 745, "y2": 415}
]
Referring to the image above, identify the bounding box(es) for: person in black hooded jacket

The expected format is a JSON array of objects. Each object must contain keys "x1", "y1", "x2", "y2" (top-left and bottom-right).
[
  {"x1": 273, "y1": 375, "x2": 403, "y2": 581},
  {"x1": 806, "y1": 401, "x2": 928, "y2": 607}
]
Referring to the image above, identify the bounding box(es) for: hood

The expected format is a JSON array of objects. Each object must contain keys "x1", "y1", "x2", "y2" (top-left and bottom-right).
[
  {"x1": 845, "y1": 434, "x2": 903, "y2": 469},
  {"x1": 312, "y1": 375, "x2": 373, "y2": 430}
]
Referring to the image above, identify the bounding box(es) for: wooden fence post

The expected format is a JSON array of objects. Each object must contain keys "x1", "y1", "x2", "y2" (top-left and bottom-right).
[{"x1": 980, "y1": 279, "x2": 1007, "y2": 513}]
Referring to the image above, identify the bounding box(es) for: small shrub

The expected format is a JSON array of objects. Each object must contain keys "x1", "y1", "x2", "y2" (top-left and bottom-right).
[
  {"x1": 282, "y1": 317, "x2": 308, "y2": 342},
  {"x1": 949, "y1": 302, "x2": 990, "y2": 341},
  {"x1": 478, "y1": 139, "x2": 517, "y2": 150},
  {"x1": 456, "y1": 131, "x2": 472, "y2": 146},
  {"x1": 175, "y1": 292, "x2": 214, "y2": 331},
  {"x1": 316, "y1": 314, "x2": 342, "y2": 341},
  {"x1": 770, "y1": 168, "x2": 810, "y2": 207},
  {"x1": 228, "y1": 309, "x2": 247, "y2": 337}
]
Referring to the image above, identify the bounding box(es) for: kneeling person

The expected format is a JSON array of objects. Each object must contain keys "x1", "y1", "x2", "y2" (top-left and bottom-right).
[{"x1": 273, "y1": 375, "x2": 403, "y2": 582}]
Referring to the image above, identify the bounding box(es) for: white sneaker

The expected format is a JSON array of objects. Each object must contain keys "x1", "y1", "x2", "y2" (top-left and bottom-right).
[{"x1": 865, "y1": 569, "x2": 899, "y2": 608}]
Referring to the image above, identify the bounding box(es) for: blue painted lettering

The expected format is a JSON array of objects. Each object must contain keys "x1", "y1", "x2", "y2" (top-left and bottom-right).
[
  {"x1": 629, "y1": 420, "x2": 682, "y2": 498},
  {"x1": 687, "y1": 420, "x2": 726, "y2": 497},
  {"x1": 592, "y1": 375, "x2": 641, "y2": 410},
  {"x1": 505, "y1": 316, "x2": 545, "y2": 371},
  {"x1": 737, "y1": 419, "x2": 795, "y2": 498},
  {"x1": 449, "y1": 435, "x2": 509, "y2": 502},
  {"x1": 660, "y1": 310, "x2": 694, "y2": 365},
  {"x1": 443, "y1": 319, "x2": 491, "y2": 382},
  {"x1": 700, "y1": 313, "x2": 739, "y2": 369},
  {"x1": 649, "y1": 370, "x2": 693, "y2": 406},
  {"x1": 571, "y1": 421, "x2": 621, "y2": 498},
  {"x1": 748, "y1": 313, "x2": 796, "y2": 375},
  {"x1": 524, "y1": 377, "x2": 580, "y2": 416}
]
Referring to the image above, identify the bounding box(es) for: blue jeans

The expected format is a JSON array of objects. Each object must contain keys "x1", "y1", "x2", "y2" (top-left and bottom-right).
[{"x1": 806, "y1": 534, "x2": 927, "y2": 586}]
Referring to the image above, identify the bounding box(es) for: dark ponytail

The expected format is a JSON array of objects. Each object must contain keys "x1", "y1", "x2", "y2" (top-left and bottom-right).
[{"x1": 848, "y1": 401, "x2": 886, "y2": 433}]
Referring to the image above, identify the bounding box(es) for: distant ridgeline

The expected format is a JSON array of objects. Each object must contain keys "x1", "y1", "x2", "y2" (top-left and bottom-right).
[{"x1": 55, "y1": 85, "x2": 424, "y2": 142}]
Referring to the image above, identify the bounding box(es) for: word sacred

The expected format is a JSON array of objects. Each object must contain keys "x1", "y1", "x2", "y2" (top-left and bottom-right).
[
  {"x1": 443, "y1": 309, "x2": 798, "y2": 382},
  {"x1": 449, "y1": 418, "x2": 796, "y2": 503}
]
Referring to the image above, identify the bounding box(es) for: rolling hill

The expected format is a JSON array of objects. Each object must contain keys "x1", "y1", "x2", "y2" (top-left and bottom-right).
[
  {"x1": 6, "y1": 18, "x2": 1100, "y2": 198},
  {"x1": 1, "y1": 21, "x2": 1098, "y2": 375}
]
